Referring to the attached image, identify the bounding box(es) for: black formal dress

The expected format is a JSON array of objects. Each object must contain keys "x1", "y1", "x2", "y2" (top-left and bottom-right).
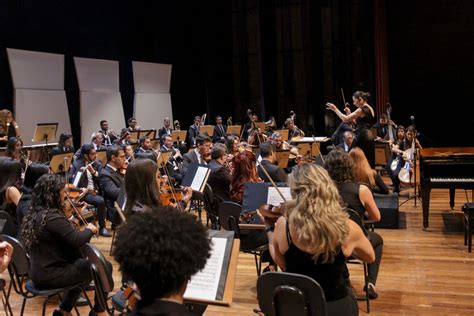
[
  {"x1": 352, "y1": 105, "x2": 375, "y2": 168},
  {"x1": 212, "y1": 124, "x2": 227, "y2": 143}
]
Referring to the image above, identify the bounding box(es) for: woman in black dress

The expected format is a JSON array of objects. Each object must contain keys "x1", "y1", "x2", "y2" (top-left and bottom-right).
[{"x1": 326, "y1": 91, "x2": 376, "y2": 167}]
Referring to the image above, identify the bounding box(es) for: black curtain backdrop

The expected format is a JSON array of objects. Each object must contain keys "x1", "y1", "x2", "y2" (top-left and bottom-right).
[{"x1": 0, "y1": 0, "x2": 472, "y2": 147}]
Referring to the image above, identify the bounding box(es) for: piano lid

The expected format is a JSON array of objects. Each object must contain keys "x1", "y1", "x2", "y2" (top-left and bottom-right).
[{"x1": 420, "y1": 147, "x2": 474, "y2": 157}]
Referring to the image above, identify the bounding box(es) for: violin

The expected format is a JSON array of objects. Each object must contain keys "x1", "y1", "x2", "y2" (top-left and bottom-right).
[
  {"x1": 159, "y1": 184, "x2": 185, "y2": 206},
  {"x1": 258, "y1": 203, "x2": 286, "y2": 226},
  {"x1": 66, "y1": 184, "x2": 85, "y2": 200},
  {"x1": 123, "y1": 284, "x2": 140, "y2": 312}
]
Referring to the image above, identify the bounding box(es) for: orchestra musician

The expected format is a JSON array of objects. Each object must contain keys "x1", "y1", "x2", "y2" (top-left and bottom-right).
[
  {"x1": 135, "y1": 136, "x2": 153, "y2": 154},
  {"x1": 113, "y1": 209, "x2": 211, "y2": 316},
  {"x1": 0, "y1": 109, "x2": 20, "y2": 146},
  {"x1": 372, "y1": 113, "x2": 396, "y2": 142},
  {"x1": 326, "y1": 91, "x2": 376, "y2": 167},
  {"x1": 207, "y1": 143, "x2": 232, "y2": 202},
  {"x1": 99, "y1": 145, "x2": 126, "y2": 226},
  {"x1": 258, "y1": 163, "x2": 374, "y2": 315},
  {"x1": 257, "y1": 142, "x2": 288, "y2": 183},
  {"x1": 158, "y1": 117, "x2": 173, "y2": 139},
  {"x1": 241, "y1": 113, "x2": 258, "y2": 141},
  {"x1": 349, "y1": 147, "x2": 389, "y2": 195},
  {"x1": 0, "y1": 157, "x2": 22, "y2": 234},
  {"x1": 68, "y1": 144, "x2": 111, "y2": 237},
  {"x1": 160, "y1": 134, "x2": 183, "y2": 184},
  {"x1": 335, "y1": 131, "x2": 354, "y2": 153},
  {"x1": 331, "y1": 121, "x2": 355, "y2": 148},
  {"x1": 187, "y1": 116, "x2": 201, "y2": 148},
  {"x1": 212, "y1": 115, "x2": 227, "y2": 143},
  {"x1": 6, "y1": 136, "x2": 23, "y2": 161},
  {"x1": 181, "y1": 134, "x2": 212, "y2": 176},
  {"x1": 122, "y1": 117, "x2": 142, "y2": 135},
  {"x1": 99, "y1": 120, "x2": 117, "y2": 147},
  {"x1": 123, "y1": 144, "x2": 135, "y2": 164},
  {"x1": 21, "y1": 173, "x2": 109, "y2": 316},
  {"x1": 324, "y1": 149, "x2": 383, "y2": 299},
  {"x1": 90, "y1": 132, "x2": 106, "y2": 151},
  {"x1": 51, "y1": 132, "x2": 75, "y2": 156},
  {"x1": 285, "y1": 118, "x2": 305, "y2": 139}
]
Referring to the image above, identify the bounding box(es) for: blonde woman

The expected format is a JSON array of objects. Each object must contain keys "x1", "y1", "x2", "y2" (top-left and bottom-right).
[
  {"x1": 260, "y1": 163, "x2": 374, "y2": 315},
  {"x1": 349, "y1": 147, "x2": 389, "y2": 194}
]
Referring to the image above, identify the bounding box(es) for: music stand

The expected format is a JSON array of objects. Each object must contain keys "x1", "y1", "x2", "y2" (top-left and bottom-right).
[
  {"x1": 49, "y1": 153, "x2": 74, "y2": 174},
  {"x1": 139, "y1": 129, "x2": 156, "y2": 140},
  {"x1": 275, "y1": 150, "x2": 290, "y2": 168},
  {"x1": 255, "y1": 122, "x2": 266, "y2": 131},
  {"x1": 150, "y1": 139, "x2": 161, "y2": 151},
  {"x1": 129, "y1": 131, "x2": 140, "y2": 143},
  {"x1": 273, "y1": 129, "x2": 289, "y2": 141},
  {"x1": 171, "y1": 130, "x2": 187, "y2": 144},
  {"x1": 157, "y1": 150, "x2": 172, "y2": 168},
  {"x1": 96, "y1": 150, "x2": 107, "y2": 167},
  {"x1": 33, "y1": 123, "x2": 58, "y2": 161},
  {"x1": 200, "y1": 125, "x2": 214, "y2": 137},
  {"x1": 227, "y1": 125, "x2": 241, "y2": 136}
]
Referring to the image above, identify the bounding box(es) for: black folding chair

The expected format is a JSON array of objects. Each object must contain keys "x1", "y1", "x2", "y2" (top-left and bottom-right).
[
  {"x1": 256, "y1": 272, "x2": 327, "y2": 316},
  {"x1": 202, "y1": 184, "x2": 220, "y2": 229}
]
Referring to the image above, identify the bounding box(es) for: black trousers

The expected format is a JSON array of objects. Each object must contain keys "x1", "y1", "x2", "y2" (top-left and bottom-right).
[
  {"x1": 83, "y1": 193, "x2": 107, "y2": 229},
  {"x1": 37, "y1": 258, "x2": 112, "y2": 313}
]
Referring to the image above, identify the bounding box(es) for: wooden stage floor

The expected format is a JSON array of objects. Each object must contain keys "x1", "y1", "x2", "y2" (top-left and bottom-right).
[{"x1": 2, "y1": 186, "x2": 474, "y2": 315}]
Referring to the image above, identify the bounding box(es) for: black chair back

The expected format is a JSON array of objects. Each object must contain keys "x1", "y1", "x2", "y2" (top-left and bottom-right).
[
  {"x1": 202, "y1": 184, "x2": 219, "y2": 229},
  {"x1": 1, "y1": 234, "x2": 29, "y2": 277},
  {"x1": 257, "y1": 272, "x2": 327, "y2": 316},
  {"x1": 344, "y1": 207, "x2": 368, "y2": 236},
  {"x1": 218, "y1": 201, "x2": 242, "y2": 238},
  {"x1": 0, "y1": 211, "x2": 18, "y2": 237}
]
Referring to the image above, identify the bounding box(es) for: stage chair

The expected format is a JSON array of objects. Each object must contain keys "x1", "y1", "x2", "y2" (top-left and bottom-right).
[
  {"x1": 256, "y1": 271, "x2": 326, "y2": 316},
  {"x1": 463, "y1": 203, "x2": 474, "y2": 252},
  {"x1": 202, "y1": 184, "x2": 220, "y2": 230}
]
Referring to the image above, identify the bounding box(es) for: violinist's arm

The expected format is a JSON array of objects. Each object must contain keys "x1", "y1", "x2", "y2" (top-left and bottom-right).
[
  {"x1": 48, "y1": 213, "x2": 94, "y2": 247},
  {"x1": 359, "y1": 184, "x2": 381, "y2": 222},
  {"x1": 266, "y1": 216, "x2": 288, "y2": 270},
  {"x1": 342, "y1": 220, "x2": 375, "y2": 263}
]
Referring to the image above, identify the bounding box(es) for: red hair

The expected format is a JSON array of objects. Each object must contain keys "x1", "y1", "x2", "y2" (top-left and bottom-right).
[{"x1": 230, "y1": 150, "x2": 260, "y2": 203}]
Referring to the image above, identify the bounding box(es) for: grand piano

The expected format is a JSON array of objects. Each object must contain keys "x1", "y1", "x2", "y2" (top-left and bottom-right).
[{"x1": 419, "y1": 147, "x2": 474, "y2": 228}]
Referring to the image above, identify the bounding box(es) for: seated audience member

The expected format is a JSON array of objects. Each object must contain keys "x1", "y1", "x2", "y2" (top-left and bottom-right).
[
  {"x1": 349, "y1": 147, "x2": 389, "y2": 194},
  {"x1": 324, "y1": 149, "x2": 383, "y2": 299},
  {"x1": 259, "y1": 163, "x2": 374, "y2": 315},
  {"x1": 21, "y1": 174, "x2": 109, "y2": 316},
  {"x1": 113, "y1": 209, "x2": 211, "y2": 316},
  {"x1": 257, "y1": 142, "x2": 287, "y2": 183}
]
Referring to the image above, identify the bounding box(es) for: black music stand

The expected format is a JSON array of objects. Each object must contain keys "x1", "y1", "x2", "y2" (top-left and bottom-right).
[
  {"x1": 33, "y1": 123, "x2": 58, "y2": 161},
  {"x1": 399, "y1": 140, "x2": 422, "y2": 207}
]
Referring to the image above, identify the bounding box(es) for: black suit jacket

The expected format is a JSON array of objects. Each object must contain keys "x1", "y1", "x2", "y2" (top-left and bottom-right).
[
  {"x1": 336, "y1": 142, "x2": 350, "y2": 152},
  {"x1": 212, "y1": 124, "x2": 227, "y2": 143},
  {"x1": 207, "y1": 160, "x2": 231, "y2": 201},
  {"x1": 99, "y1": 165, "x2": 124, "y2": 224},
  {"x1": 68, "y1": 159, "x2": 102, "y2": 190},
  {"x1": 188, "y1": 124, "x2": 200, "y2": 147},
  {"x1": 181, "y1": 150, "x2": 201, "y2": 176},
  {"x1": 258, "y1": 159, "x2": 288, "y2": 183},
  {"x1": 158, "y1": 127, "x2": 173, "y2": 139}
]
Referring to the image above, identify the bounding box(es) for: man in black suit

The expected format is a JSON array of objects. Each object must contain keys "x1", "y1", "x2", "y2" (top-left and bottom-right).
[
  {"x1": 207, "y1": 143, "x2": 231, "y2": 201},
  {"x1": 135, "y1": 136, "x2": 152, "y2": 154},
  {"x1": 212, "y1": 115, "x2": 227, "y2": 143},
  {"x1": 187, "y1": 116, "x2": 201, "y2": 148},
  {"x1": 335, "y1": 131, "x2": 353, "y2": 152},
  {"x1": 121, "y1": 117, "x2": 142, "y2": 136},
  {"x1": 91, "y1": 132, "x2": 106, "y2": 151},
  {"x1": 181, "y1": 134, "x2": 212, "y2": 176},
  {"x1": 99, "y1": 120, "x2": 117, "y2": 147},
  {"x1": 158, "y1": 117, "x2": 173, "y2": 139},
  {"x1": 68, "y1": 144, "x2": 111, "y2": 236},
  {"x1": 160, "y1": 134, "x2": 183, "y2": 184},
  {"x1": 257, "y1": 142, "x2": 288, "y2": 183},
  {"x1": 100, "y1": 145, "x2": 126, "y2": 225}
]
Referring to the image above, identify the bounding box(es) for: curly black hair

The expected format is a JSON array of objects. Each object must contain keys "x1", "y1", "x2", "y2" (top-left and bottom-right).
[
  {"x1": 21, "y1": 174, "x2": 65, "y2": 251},
  {"x1": 113, "y1": 207, "x2": 211, "y2": 305},
  {"x1": 324, "y1": 148, "x2": 355, "y2": 184}
]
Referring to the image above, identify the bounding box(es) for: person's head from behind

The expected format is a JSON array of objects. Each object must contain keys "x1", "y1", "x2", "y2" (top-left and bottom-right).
[
  {"x1": 211, "y1": 143, "x2": 227, "y2": 164},
  {"x1": 106, "y1": 145, "x2": 125, "y2": 169},
  {"x1": 232, "y1": 150, "x2": 257, "y2": 181},
  {"x1": 0, "y1": 157, "x2": 22, "y2": 195},
  {"x1": 286, "y1": 163, "x2": 349, "y2": 263},
  {"x1": 349, "y1": 147, "x2": 374, "y2": 187},
  {"x1": 23, "y1": 163, "x2": 49, "y2": 191},
  {"x1": 124, "y1": 158, "x2": 161, "y2": 216},
  {"x1": 343, "y1": 131, "x2": 354, "y2": 147},
  {"x1": 324, "y1": 148, "x2": 355, "y2": 184},
  {"x1": 259, "y1": 141, "x2": 276, "y2": 162},
  {"x1": 113, "y1": 209, "x2": 211, "y2": 305}
]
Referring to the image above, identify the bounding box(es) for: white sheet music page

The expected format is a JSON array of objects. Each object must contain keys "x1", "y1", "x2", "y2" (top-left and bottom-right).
[
  {"x1": 266, "y1": 187, "x2": 292, "y2": 206},
  {"x1": 184, "y1": 237, "x2": 227, "y2": 301},
  {"x1": 190, "y1": 166, "x2": 208, "y2": 192},
  {"x1": 72, "y1": 171, "x2": 83, "y2": 187}
]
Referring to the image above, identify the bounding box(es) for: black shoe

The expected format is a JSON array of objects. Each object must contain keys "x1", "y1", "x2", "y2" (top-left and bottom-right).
[
  {"x1": 76, "y1": 293, "x2": 89, "y2": 306},
  {"x1": 363, "y1": 282, "x2": 379, "y2": 299},
  {"x1": 99, "y1": 228, "x2": 112, "y2": 237}
]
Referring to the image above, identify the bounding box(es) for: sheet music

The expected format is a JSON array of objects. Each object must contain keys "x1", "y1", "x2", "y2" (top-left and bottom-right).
[
  {"x1": 266, "y1": 187, "x2": 292, "y2": 206},
  {"x1": 184, "y1": 237, "x2": 227, "y2": 300},
  {"x1": 190, "y1": 166, "x2": 208, "y2": 192},
  {"x1": 73, "y1": 171, "x2": 83, "y2": 187}
]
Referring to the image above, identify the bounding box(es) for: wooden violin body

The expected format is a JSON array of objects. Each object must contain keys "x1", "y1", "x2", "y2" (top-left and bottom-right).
[{"x1": 259, "y1": 203, "x2": 286, "y2": 226}]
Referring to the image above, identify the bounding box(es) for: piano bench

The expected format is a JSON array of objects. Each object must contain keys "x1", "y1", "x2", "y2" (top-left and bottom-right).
[{"x1": 462, "y1": 203, "x2": 474, "y2": 253}]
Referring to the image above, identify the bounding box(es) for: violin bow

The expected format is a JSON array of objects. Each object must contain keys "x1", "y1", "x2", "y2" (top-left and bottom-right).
[
  {"x1": 341, "y1": 88, "x2": 347, "y2": 109},
  {"x1": 64, "y1": 193, "x2": 98, "y2": 237}
]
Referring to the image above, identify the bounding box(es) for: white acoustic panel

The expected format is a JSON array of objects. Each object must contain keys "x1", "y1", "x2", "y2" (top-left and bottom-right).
[
  {"x1": 132, "y1": 61, "x2": 172, "y2": 93},
  {"x1": 74, "y1": 57, "x2": 119, "y2": 92},
  {"x1": 14, "y1": 89, "x2": 71, "y2": 146},
  {"x1": 7, "y1": 48, "x2": 64, "y2": 90},
  {"x1": 134, "y1": 93, "x2": 173, "y2": 131},
  {"x1": 80, "y1": 92, "x2": 125, "y2": 144}
]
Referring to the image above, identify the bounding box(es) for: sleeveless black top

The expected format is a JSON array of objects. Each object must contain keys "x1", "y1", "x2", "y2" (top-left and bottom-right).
[
  {"x1": 356, "y1": 105, "x2": 374, "y2": 132},
  {"x1": 284, "y1": 221, "x2": 348, "y2": 301},
  {"x1": 337, "y1": 181, "x2": 366, "y2": 219}
]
